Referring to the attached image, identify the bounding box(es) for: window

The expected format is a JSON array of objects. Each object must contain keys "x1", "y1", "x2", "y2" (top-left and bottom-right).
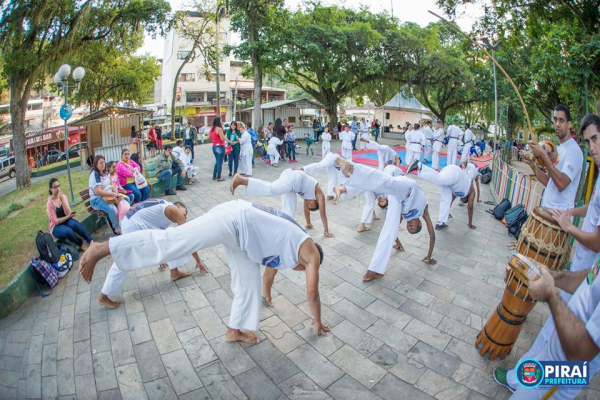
[
  {"x1": 288, "y1": 117, "x2": 296, "y2": 123},
  {"x1": 210, "y1": 74, "x2": 226, "y2": 82},
  {"x1": 177, "y1": 50, "x2": 190, "y2": 60},
  {"x1": 207, "y1": 92, "x2": 228, "y2": 102},
  {"x1": 178, "y1": 73, "x2": 195, "y2": 82},
  {"x1": 385, "y1": 112, "x2": 390, "y2": 120},
  {"x1": 186, "y1": 92, "x2": 205, "y2": 103}
]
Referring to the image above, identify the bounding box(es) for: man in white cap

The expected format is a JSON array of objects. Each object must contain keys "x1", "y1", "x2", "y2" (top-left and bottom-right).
[{"x1": 80, "y1": 199, "x2": 331, "y2": 344}]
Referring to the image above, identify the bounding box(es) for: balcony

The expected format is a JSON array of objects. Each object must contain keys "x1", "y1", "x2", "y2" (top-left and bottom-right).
[{"x1": 211, "y1": 99, "x2": 230, "y2": 106}]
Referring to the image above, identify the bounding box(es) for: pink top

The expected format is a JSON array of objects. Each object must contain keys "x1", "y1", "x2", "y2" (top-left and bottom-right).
[
  {"x1": 116, "y1": 159, "x2": 141, "y2": 186},
  {"x1": 211, "y1": 127, "x2": 225, "y2": 146},
  {"x1": 46, "y1": 193, "x2": 68, "y2": 234},
  {"x1": 109, "y1": 173, "x2": 123, "y2": 192}
]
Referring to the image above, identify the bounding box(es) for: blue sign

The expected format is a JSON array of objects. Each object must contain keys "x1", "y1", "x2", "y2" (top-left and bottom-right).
[
  {"x1": 516, "y1": 359, "x2": 589, "y2": 390},
  {"x1": 60, "y1": 104, "x2": 72, "y2": 121}
]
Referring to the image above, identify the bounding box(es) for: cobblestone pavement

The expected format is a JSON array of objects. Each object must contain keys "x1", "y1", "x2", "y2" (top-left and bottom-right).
[{"x1": 1, "y1": 138, "x2": 597, "y2": 399}]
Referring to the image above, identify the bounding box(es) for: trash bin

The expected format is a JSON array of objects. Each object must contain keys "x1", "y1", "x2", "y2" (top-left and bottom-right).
[{"x1": 80, "y1": 147, "x2": 90, "y2": 170}]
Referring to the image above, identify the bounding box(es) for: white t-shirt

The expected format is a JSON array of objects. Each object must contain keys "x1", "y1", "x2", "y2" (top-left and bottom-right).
[
  {"x1": 433, "y1": 128, "x2": 445, "y2": 151},
  {"x1": 339, "y1": 131, "x2": 355, "y2": 149},
  {"x1": 400, "y1": 179, "x2": 428, "y2": 221},
  {"x1": 88, "y1": 171, "x2": 105, "y2": 200},
  {"x1": 408, "y1": 130, "x2": 424, "y2": 152},
  {"x1": 123, "y1": 199, "x2": 173, "y2": 231},
  {"x1": 422, "y1": 126, "x2": 434, "y2": 142},
  {"x1": 286, "y1": 170, "x2": 317, "y2": 200},
  {"x1": 463, "y1": 129, "x2": 475, "y2": 144},
  {"x1": 571, "y1": 176, "x2": 600, "y2": 272},
  {"x1": 238, "y1": 201, "x2": 311, "y2": 270},
  {"x1": 465, "y1": 162, "x2": 479, "y2": 181},
  {"x1": 447, "y1": 125, "x2": 462, "y2": 148},
  {"x1": 240, "y1": 131, "x2": 253, "y2": 155},
  {"x1": 443, "y1": 165, "x2": 471, "y2": 198},
  {"x1": 172, "y1": 146, "x2": 184, "y2": 159},
  {"x1": 321, "y1": 132, "x2": 331, "y2": 143},
  {"x1": 541, "y1": 138, "x2": 583, "y2": 210},
  {"x1": 367, "y1": 141, "x2": 397, "y2": 169},
  {"x1": 267, "y1": 137, "x2": 282, "y2": 153}
]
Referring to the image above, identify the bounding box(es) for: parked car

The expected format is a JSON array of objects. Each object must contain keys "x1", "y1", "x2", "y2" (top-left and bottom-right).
[
  {"x1": 161, "y1": 124, "x2": 183, "y2": 140},
  {"x1": 0, "y1": 156, "x2": 16, "y2": 180},
  {"x1": 58, "y1": 142, "x2": 88, "y2": 161},
  {"x1": 43, "y1": 150, "x2": 62, "y2": 165},
  {"x1": 223, "y1": 121, "x2": 246, "y2": 131}
]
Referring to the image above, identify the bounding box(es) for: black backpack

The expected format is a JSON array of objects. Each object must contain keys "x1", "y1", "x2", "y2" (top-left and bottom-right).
[
  {"x1": 36, "y1": 231, "x2": 61, "y2": 264},
  {"x1": 503, "y1": 204, "x2": 528, "y2": 237},
  {"x1": 491, "y1": 199, "x2": 512, "y2": 220},
  {"x1": 479, "y1": 167, "x2": 492, "y2": 184}
]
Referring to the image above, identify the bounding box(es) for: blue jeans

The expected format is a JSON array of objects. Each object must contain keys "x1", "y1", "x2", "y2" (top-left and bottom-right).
[
  {"x1": 184, "y1": 139, "x2": 194, "y2": 161},
  {"x1": 374, "y1": 128, "x2": 380, "y2": 141},
  {"x1": 313, "y1": 129, "x2": 318, "y2": 141},
  {"x1": 286, "y1": 141, "x2": 296, "y2": 160},
  {"x1": 213, "y1": 145, "x2": 225, "y2": 178},
  {"x1": 352, "y1": 130, "x2": 358, "y2": 150},
  {"x1": 52, "y1": 218, "x2": 93, "y2": 247},
  {"x1": 123, "y1": 183, "x2": 150, "y2": 204},
  {"x1": 158, "y1": 164, "x2": 183, "y2": 191},
  {"x1": 228, "y1": 146, "x2": 240, "y2": 175},
  {"x1": 251, "y1": 141, "x2": 257, "y2": 165},
  {"x1": 90, "y1": 197, "x2": 119, "y2": 230}
]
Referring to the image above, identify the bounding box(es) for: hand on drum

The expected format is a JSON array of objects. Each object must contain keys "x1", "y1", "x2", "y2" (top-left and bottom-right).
[
  {"x1": 549, "y1": 209, "x2": 573, "y2": 234},
  {"x1": 528, "y1": 140, "x2": 545, "y2": 161},
  {"x1": 528, "y1": 263, "x2": 557, "y2": 302}
]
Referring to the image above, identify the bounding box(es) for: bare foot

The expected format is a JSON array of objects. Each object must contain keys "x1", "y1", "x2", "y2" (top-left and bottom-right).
[
  {"x1": 230, "y1": 173, "x2": 245, "y2": 195},
  {"x1": 468, "y1": 224, "x2": 477, "y2": 229},
  {"x1": 97, "y1": 293, "x2": 120, "y2": 309},
  {"x1": 393, "y1": 242, "x2": 405, "y2": 251},
  {"x1": 357, "y1": 224, "x2": 371, "y2": 233},
  {"x1": 226, "y1": 328, "x2": 260, "y2": 344},
  {"x1": 261, "y1": 294, "x2": 274, "y2": 307},
  {"x1": 335, "y1": 158, "x2": 354, "y2": 178},
  {"x1": 195, "y1": 262, "x2": 209, "y2": 275},
  {"x1": 363, "y1": 270, "x2": 384, "y2": 281},
  {"x1": 326, "y1": 196, "x2": 334, "y2": 200},
  {"x1": 79, "y1": 241, "x2": 109, "y2": 283},
  {"x1": 333, "y1": 186, "x2": 344, "y2": 205},
  {"x1": 159, "y1": 263, "x2": 168, "y2": 271},
  {"x1": 372, "y1": 215, "x2": 380, "y2": 221},
  {"x1": 170, "y1": 268, "x2": 191, "y2": 281}
]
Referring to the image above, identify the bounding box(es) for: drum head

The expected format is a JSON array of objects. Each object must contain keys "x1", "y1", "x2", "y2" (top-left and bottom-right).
[{"x1": 533, "y1": 206, "x2": 557, "y2": 225}]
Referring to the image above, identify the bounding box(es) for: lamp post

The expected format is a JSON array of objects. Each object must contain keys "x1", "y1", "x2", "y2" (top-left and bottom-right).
[
  {"x1": 480, "y1": 40, "x2": 503, "y2": 156},
  {"x1": 54, "y1": 64, "x2": 85, "y2": 204}
]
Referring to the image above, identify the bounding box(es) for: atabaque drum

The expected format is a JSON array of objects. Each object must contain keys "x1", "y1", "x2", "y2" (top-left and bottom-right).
[
  {"x1": 516, "y1": 206, "x2": 569, "y2": 271},
  {"x1": 475, "y1": 253, "x2": 541, "y2": 360}
]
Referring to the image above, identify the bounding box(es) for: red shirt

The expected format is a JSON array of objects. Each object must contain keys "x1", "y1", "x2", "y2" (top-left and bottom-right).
[
  {"x1": 148, "y1": 128, "x2": 157, "y2": 142},
  {"x1": 210, "y1": 128, "x2": 225, "y2": 146}
]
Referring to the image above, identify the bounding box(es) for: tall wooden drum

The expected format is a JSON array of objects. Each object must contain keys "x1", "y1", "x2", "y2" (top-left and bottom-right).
[
  {"x1": 516, "y1": 206, "x2": 569, "y2": 271},
  {"x1": 475, "y1": 254, "x2": 541, "y2": 360}
]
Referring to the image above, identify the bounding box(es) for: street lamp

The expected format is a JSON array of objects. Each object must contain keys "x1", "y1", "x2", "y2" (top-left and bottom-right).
[
  {"x1": 55, "y1": 64, "x2": 85, "y2": 204},
  {"x1": 481, "y1": 39, "x2": 503, "y2": 156}
]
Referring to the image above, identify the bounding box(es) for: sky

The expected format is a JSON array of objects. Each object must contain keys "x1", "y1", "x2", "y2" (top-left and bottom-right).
[{"x1": 136, "y1": 0, "x2": 484, "y2": 58}]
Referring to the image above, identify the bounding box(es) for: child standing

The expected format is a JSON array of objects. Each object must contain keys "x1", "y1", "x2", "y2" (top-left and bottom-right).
[
  {"x1": 304, "y1": 133, "x2": 314, "y2": 156},
  {"x1": 285, "y1": 126, "x2": 297, "y2": 163}
]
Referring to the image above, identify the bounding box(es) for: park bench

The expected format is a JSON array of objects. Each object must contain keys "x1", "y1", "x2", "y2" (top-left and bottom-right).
[{"x1": 79, "y1": 189, "x2": 119, "y2": 235}]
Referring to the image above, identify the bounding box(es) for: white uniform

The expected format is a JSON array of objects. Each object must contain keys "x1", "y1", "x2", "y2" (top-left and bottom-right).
[
  {"x1": 267, "y1": 137, "x2": 283, "y2": 165},
  {"x1": 244, "y1": 169, "x2": 317, "y2": 219},
  {"x1": 507, "y1": 258, "x2": 600, "y2": 399},
  {"x1": 108, "y1": 200, "x2": 311, "y2": 332},
  {"x1": 570, "y1": 176, "x2": 600, "y2": 272},
  {"x1": 172, "y1": 145, "x2": 184, "y2": 159},
  {"x1": 239, "y1": 131, "x2": 253, "y2": 176},
  {"x1": 368, "y1": 177, "x2": 428, "y2": 275},
  {"x1": 446, "y1": 125, "x2": 463, "y2": 166},
  {"x1": 432, "y1": 128, "x2": 445, "y2": 170},
  {"x1": 462, "y1": 129, "x2": 476, "y2": 163},
  {"x1": 418, "y1": 164, "x2": 471, "y2": 224},
  {"x1": 422, "y1": 126, "x2": 434, "y2": 162},
  {"x1": 541, "y1": 138, "x2": 583, "y2": 210},
  {"x1": 339, "y1": 130, "x2": 355, "y2": 160},
  {"x1": 178, "y1": 151, "x2": 199, "y2": 179},
  {"x1": 321, "y1": 132, "x2": 332, "y2": 158},
  {"x1": 406, "y1": 129, "x2": 424, "y2": 165},
  {"x1": 101, "y1": 199, "x2": 190, "y2": 297},
  {"x1": 404, "y1": 129, "x2": 413, "y2": 165},
  {"x1": 365, "y1": 140, "x2": 397, "y2": 171},
  {"x1": 359, "y1": 122, "x2": 370, "y2": 150}
]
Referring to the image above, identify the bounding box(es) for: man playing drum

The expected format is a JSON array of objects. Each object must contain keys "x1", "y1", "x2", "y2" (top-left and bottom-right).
[{"x1": 523, "y1": 105, "x2": 583, "y2": 210}]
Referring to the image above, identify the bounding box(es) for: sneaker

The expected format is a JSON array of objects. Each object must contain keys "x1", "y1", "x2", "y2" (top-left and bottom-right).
[
  {"x1": 176, "y1": 185, "x2": 187, "y2": 191},
  {"x1": 435, "y1": 222, "x2": 448, "y2": 230},
  {"x1": 407, "y1": 159, "x2": 421, "y2": 174},
  {"x1": 493, "y1": 368, "x2": 515, "y2": 393},
  {"x1": 165, "y1": 189, "x2": 177, "y2": 195}
]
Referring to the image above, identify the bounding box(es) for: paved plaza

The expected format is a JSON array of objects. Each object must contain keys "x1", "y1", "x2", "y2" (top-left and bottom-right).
[{"x1": 0, "y1": 138, "x2": 596, "y2": 400}]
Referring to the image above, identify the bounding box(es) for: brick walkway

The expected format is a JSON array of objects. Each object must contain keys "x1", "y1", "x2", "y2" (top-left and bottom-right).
[{"x1": 0, "y1": 138, "x2": 581, "y2": 399}]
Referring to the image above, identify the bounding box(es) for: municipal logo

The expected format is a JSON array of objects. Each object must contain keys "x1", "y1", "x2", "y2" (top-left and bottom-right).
[{"x1": 516, "y1": 359, "x2": 544, "y2": 388}]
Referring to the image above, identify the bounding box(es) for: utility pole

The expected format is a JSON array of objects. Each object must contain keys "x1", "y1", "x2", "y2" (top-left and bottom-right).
[
  {"x1": 233, "y1": 76, "x2": 239, "y2": 121},
  {"x1": 215, "y1": 7, "x2": 221, "y2": 122}
]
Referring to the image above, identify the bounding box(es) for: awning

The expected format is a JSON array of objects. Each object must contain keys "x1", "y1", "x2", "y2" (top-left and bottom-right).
[{"x1": 70, "y1": 106, "x2": 152, "y2": 127}]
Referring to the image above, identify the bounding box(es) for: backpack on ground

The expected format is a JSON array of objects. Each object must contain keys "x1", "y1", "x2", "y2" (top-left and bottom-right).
[
  {"x1": 479, "y1": 166, "x2": 492, "y2": 184},
  {"x1": 57, "y1": 241, "x2": 80, "y2": 261},
  {"x1": 53, "y1": 251, "x2": 73, "y2": 279},
  {"x1": 36, "y1": 231, "x2": 61, "y2": 264},
  {"x1": 504, "y1": 205, "x2": 528, "y2": 238},
  {"x1": 490, "y1": 199, "x2": 511, "y2": 220},
  {"x1": 29, "y1": 258, "x2": 58, "y2": 297}
]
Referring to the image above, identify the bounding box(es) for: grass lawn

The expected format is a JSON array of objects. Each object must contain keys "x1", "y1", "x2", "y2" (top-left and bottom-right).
[
  {"x1": 0, "y1": 169, "x2": 90, "y2": 287},
  {"x1": 35, "y1": 157, "x2": 81, "y2": 172}
]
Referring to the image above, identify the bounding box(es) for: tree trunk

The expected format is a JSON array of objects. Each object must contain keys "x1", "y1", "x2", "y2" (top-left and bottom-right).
[
  {"x1": 251, "y1": 50, "x2": 262, "y2": 129},
  {"x1": 10, "y1": 78, "x2": 31, "y2": 189},
  {"x1": 326, "y1": 101, "x2": 338, "y2": 128}
]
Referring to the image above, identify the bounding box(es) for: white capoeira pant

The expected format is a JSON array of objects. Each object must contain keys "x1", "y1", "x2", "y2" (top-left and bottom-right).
[
  {"x1": 360, "y1": 131, "x2": 370, "y2": 150},
  {"x1": 418, "y1": 164, "x2": 471, "y2": 224},
  {"x1": 101, "y1": 216, "x2": 189, "y2": 296},
  {"x1": 505, "y1": 270, "x2": 600, "y2": 399},
  {"x1": 339, "y1": 131, "x2": 355, "y2": 161},
  {"x1": 322, "y1": 140, "x2": 331, "y2": 159},
  {"x1": 240, "y1": 152, "x2": 253, "y2": 176},
  {"x1": 186, "y1": 165, "x2": 199, "y2": 179},
  {"x1": 338, "y1": 187, "x2": 377, "y2": 225},
  {"x1": 107, "y1": 200, "x2": 310, "y2": 332},
  {"x1": 243, "y1": 169, "x2": 317, "y2": 219},
  {"x1": 462, "y1": 142, "x2": 473, "y2": 163},
  {"x1": 365, "y1": 140, "x2": 397, "y2": 171}
]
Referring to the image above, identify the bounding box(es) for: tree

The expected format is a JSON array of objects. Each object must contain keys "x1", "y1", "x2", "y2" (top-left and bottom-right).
[
  {"x1": 269, "y1": 5, "x2": 389, "y2": 126},
  {"x1": 74, "y1": 38, "x2": 161, "y2": 112},
  {"x1": 229, "y1": 0, "x2": 285, "y2": 130},
  {"x1": 0, "y1": 0, "x2": 170, "y2": 188},
  {"x1": 169, "y1": 4, "x2": 217, "y2": 134}
]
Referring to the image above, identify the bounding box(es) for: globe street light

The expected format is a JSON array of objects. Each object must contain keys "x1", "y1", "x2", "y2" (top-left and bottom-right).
[{"x1": 55, "y1": 64, "x2": 85, "y2": 203}]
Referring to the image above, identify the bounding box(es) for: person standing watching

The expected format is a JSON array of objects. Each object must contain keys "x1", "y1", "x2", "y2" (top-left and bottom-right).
[
  {"x1": 183, "y1": 122, "x2": 197, "y2": 162},
  {"x1": 524, "y1": 104, "x2": 583, "y2": 210},
  {"x1": 350, "y1": 116, "x2": 359, "y2": 150},
  {"x1": 226, "y1": 121, "x2": 241, "y2": 177},
  {"x1": 148, "y1": 122, "x2": 157, "y2": 157},
  {"x1": 247, "y1": 122, "x2": 258, "y2": 167},
  {"x1": 210, "y1": 117, "x2": 227, "y2": 181}
]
